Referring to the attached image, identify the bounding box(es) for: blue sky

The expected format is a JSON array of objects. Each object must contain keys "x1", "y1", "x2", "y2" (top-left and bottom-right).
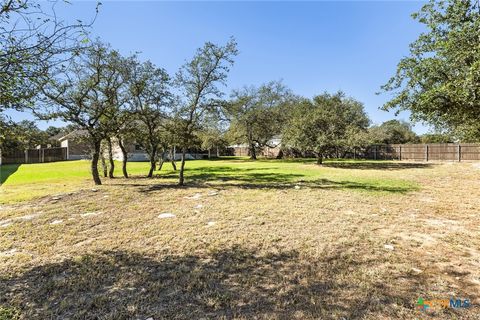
[{"x1": 7, "y1": 0, "x2": 431, "y2": 133}]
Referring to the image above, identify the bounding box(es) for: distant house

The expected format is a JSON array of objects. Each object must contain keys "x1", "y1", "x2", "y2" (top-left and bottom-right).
[
  {"x1": 229, "y1": 136, "x2": 282, "y2": 158},
  {"x1": 55, "y1": 130, "x2": 215, "y2": 161},
  {"x1": 48, "y1": 133, "x2": 65, "y2": 147},
  {"x1": 56, "y1": 130, "x2": 91, "y2": 160},
  {"x1": 110, "y1": 141, "x2": 213, "y2": 162},
  {"x1": 111, "y1": 141, "x2": 149, "y2": 162}
]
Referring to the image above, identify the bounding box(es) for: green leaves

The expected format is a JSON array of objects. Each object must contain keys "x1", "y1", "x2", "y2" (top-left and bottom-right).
[
  {"x1": 369, "y1": 120, "x2": 419, "y2": 144},
  {"x1": 382, "y1": 0, "x2": 480, "y2": 140},
  {"x1": 282, "y1": 92, "x2": 370, "y2": 156},
  {"x1": 226, "y1": 81, "x2": 292, "y2": 155},
  {"x1": 1, "y1": 0, "x2": 95, "y2": 111}
]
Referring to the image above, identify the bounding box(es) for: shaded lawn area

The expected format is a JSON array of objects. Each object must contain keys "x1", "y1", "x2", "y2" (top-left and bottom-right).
[
  {"x1": 1, "y1": 159, "x2": 479, "y2": 319},
  {"x1": 0, "y1": 164, "x2": 20, "y2": 185},
  {"x1": 0, "y1": 158, "x2": 420, "y2": 204},
  {"x1": 0, "y1": 247, "x2": 428, "y2": 319}
]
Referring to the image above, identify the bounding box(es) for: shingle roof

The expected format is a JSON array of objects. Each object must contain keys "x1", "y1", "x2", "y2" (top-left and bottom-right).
[{"x1": 56, "y1": 130, "x2": 89, "y2": 141}]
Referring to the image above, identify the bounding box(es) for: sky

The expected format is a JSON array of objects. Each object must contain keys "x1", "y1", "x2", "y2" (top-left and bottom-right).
[{"x1": 6, "y1": 0, "x2": 432, "y2": 133}]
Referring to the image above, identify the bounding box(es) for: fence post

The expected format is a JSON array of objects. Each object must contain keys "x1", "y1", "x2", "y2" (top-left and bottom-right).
[
  {"x1": 374, "y1": 146, "x2": 377, "y2": 160},
  {"x1": 458, "y1": 144, "x2": 461, "y2": 162},
  {"x1": 425, "y1": 145, "x2": 429, "y2": 162},
  {"x1": 399, "y1": 145, "x2": 402, "y2": 161}
]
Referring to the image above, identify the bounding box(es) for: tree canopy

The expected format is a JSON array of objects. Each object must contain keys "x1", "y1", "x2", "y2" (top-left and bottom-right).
[
  {"x1": 174, "y1": 38, "x2": 238, "y2": 185},
  {"x1": 38, "y1": 41, "x2": 131, "y2": 185},
  {"x1": 226, "y1": 81, "x2": 292, "y2": 159},
  {"x1": 368, "y1": 120, "x2": 419, "y2": 144},
  {"x1": 0, "y1": 0, "x2": 97, "y2": 110},
  {"x1": 127, "y1": 59, "x2": 172, "y2": 178},
  {"x1": 382, "y1": 0, "x2": 480, "y2": 140},
  {"x1": 282, "y1": 92, "x2": 370, "y2": 164}
]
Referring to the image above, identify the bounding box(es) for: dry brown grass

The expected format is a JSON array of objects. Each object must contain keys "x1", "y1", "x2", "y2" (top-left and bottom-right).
[{"x1": 0, "y1": 160, "x2": 479, "y2": 319}]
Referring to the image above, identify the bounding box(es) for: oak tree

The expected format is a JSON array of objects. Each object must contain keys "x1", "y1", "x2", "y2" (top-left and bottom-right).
[
  {"x1": 382, "y1": 0, "x2": 480, "y2": 140},
  {"x1": 174, "y1": 39, "x2": 238, "y2": 185}
]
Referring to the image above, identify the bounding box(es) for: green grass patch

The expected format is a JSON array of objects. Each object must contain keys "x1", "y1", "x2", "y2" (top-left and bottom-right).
[
  {"x1": 0, "y1": 306, "x2": 20, "y2": 320},
  {"x1": 0, "y1": 158, "x2": 419, "y2": 203}
]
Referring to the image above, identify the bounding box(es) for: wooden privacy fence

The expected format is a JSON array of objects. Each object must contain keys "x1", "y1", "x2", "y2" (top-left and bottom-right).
[
  {"x1": 364, "y1": 143, "x2": 480, "y2": 161},
  {"x1": 0, "y1": 147, "x2": 67, "y2": 165}
]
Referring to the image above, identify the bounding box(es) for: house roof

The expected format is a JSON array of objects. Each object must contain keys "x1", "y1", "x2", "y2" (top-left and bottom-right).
[
  {"x1": 56, "y1": 130, "x2": 89, "y2": 141},
  {"x1": 49, "y1": 132, "x2": 66, "y2": 141}
]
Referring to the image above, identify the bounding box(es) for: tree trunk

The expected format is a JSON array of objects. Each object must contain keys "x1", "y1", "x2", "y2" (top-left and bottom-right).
[
  {"x1": 107, "y1": 137, "x2": 114, "y2": 179},
  {"x1": 216, "y1": 146, "x2": 220, "y2": 157},
  {"x1": 92, "y1": 141, "x2": 102, "y2": 185},
  {"x1": 117, "y1": 138, "x2": 128, "y2": 178},
  {"x1": 170, "y1": 148, "x2": 177, "y2": 171},
  {"x1": 158, "y1": 151, "x2": 165, "y2": 171},
  {"x1": 208, "y1": 149, "x2": 211, "y2": 159},
  {"x1": 147, "y1": 159, "x2": 156, "y2": 177},
  {"x1": 249, "y1": 144, "x2": 257, "y2": 160},
  {"x1": 316, "y1": 154, "x2": 323, "y2": 165},
  {"x1": 101, "y1": 153, "x2": 107, "y2": 178},
  {"x1": 178, "y1": 148, "x2": 186, "y2": 186},
  {"x1": 147, "y1": 149, "x2": 157, "y2": 178},
  {"x1": 276, "y1": 149, "x2": 284, "y2": 159}
]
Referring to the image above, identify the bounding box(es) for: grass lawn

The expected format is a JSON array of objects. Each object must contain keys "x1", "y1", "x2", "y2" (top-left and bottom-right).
[
  {"x1": 0, "y1": 158, "x2": 479, "y2": 319},
  {"x1": 0, "y1": 158, "x2": 418, "y2": 204}
]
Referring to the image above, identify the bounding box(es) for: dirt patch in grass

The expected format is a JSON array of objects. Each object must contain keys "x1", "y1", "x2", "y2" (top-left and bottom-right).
[{"x1": 0, "y1": 160, "x2": 479, "y2": 319}]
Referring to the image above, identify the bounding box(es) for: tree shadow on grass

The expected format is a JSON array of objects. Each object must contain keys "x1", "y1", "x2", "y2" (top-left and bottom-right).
[
  {"x1": 0, "y1": 164, "x2": 21, "y2": 185},
  {"x1": 185, "y1": 166, "x2": 303, "y2": 184},
  {"x1": 129, "y1": 178, "x2": 417, "y2": 194},
  {"x1": 0, "y1": 246, "x2": 448, "y2": 320},
  {"x1": 116, "y1": 165, "x2": 298, "y2": 184},
  {"x1": 112, "y1": 164, "x2": 419, "y2": 194},
  {"x1": 322, "y1": 162, "x2": 434, "y2": 170},
  {"x1": 123, "y1": 174, "x2": 417, "y2": 194}
]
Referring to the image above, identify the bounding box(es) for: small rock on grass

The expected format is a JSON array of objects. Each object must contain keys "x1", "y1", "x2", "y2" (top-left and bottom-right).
[
  {"x1": 207, "y1": 221, "x2": 216, "y2": 227},
  {"x1": 411, "y1": 267, "x2": 423, "y2": 274},
  {"x1": 194, "y1": 204, "x2": 203, "y2": 209},
  {"x1": 0, "y1": 219, "x2": 13, "y2": 228},
  {"x1": 50, "y1": 220, "x2": 63, "y2": 225},
  {"x1": 384, "y1": 244, "x2": 395, "y2": 251},
  {"x1": 294, "y1": 185, "x2": 301, "y2": 190},
  {"x1": 80, "y1": 212, "x2": 102, "y2": 218},
  {"x1": 185, "y1": 193, "x2": 202, "y2": 200},
  {"x1": 208, "y1": 191, "x2": 219, "y2": 196},
  {"x1": 91, "y1": 189, "x2": 98, "y2": 192},
  {"x1": 19, "y1": 213, "x2": 41, "y2": 221},
  {"x1": 0, "y1": 248, "x2": 17, "y2": 256},
  {"x1": 74, "y1": 238, "x2": 94, "y2": 247},
  {"x1": 158, "y1": 213, "x2": 176, "y2": 219}
]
